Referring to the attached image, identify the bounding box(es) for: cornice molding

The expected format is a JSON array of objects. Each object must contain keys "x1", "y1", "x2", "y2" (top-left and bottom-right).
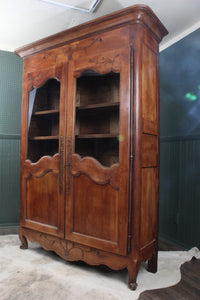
[{"x1": 15, "y1": 5, "x2": 168, "y2": 58}]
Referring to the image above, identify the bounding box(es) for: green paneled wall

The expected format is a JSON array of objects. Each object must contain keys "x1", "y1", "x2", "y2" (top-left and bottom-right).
[
  {"x1": 159, "y1": 28, "x2": 200, "y2": 249},
  {"x1": 0, "y1": 50, "x2": 22, "y2": 227}
]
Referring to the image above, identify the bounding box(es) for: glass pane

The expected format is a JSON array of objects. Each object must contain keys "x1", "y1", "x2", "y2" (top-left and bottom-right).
[
  {"x1": 75, "y1": 71, "x2": 120, "y2": 167},
  {"x1": 27, "y1": 78, "x2": 60, "y2": 162}
]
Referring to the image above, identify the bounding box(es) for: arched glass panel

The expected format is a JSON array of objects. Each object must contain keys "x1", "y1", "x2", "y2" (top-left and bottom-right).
[
  {"x1": 27, "y1": 78, "x2": 60, "y2": 162},
  {"x1": 75, "y1": 71, "x2": 120, "y2": 167}
]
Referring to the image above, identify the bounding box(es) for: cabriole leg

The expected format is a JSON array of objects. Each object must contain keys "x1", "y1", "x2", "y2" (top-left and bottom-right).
[
  {"x1": 128, "y1": 260, "x2": 140, "y2": 290},
  {"x1": 19, "y1": 227, "x2": 28, "y2": 249}
]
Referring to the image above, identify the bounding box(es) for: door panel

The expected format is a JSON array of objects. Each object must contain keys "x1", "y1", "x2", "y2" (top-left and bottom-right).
[
  {"x1": 27, "y1": 172, "x2": 59, "y2": 227},
  {"x1": 20, "y1": 65, "x2": 67, "y2": 237},
  {"x1": 73, "y1": 174, "x2": 119, "y2": 242},
  {"x1": 65, "y1": 49, "x2": 130, "y2": 255}
]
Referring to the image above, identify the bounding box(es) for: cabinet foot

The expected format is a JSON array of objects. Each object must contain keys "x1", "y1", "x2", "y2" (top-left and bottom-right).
[
  {"x1": 19, "y1": 228, "x2": 28, "y2": 249},
  {"x1": 128, "y1": 260, "x2": 140, "y2": 290},
  {"x1": 147, "y1": 252, "x2": 157, "y2": 273},
  {"x1": 128, "y1": 282, "x2": 138, "y2": 290}
]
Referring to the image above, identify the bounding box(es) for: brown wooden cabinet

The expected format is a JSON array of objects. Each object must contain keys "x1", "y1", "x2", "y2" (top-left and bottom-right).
[{"x1": 15, "y1": 5, "x2": 168, "y2": 290}]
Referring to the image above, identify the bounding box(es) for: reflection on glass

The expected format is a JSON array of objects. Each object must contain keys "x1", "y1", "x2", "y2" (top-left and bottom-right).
[
  {"x1": 185, "y1": 93, "x2": 197, "y2": 102},
  {"x1": 27, "y1": 79, "x2": 60, "y2": 162}
]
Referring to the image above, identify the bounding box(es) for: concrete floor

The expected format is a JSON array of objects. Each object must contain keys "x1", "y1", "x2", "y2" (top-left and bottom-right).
[{"x1": 0, "y1": 235, "x2": 199, "y2": 300}]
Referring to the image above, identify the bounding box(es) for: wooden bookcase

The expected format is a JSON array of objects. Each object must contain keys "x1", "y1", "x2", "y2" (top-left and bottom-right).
[{"x1": 15, "y1": 5, "x2": 168, "y2": 289}]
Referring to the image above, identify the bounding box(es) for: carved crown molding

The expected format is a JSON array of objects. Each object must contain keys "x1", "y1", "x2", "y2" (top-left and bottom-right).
[{"x1": 15, "y1": 5, "x2": 168, "y2": 59}]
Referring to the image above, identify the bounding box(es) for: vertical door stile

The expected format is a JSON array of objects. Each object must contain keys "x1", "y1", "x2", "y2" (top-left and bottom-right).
[{"x1": 65, "y1": 60, "x2": 76, "y2": 235}]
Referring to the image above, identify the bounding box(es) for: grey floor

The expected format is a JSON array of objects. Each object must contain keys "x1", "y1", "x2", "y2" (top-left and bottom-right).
[{"x1": 0, "y1": 234, "x2": 199, "y2": 300}]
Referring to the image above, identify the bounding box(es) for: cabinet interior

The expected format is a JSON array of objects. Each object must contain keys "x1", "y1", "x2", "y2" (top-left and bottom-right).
[
  {"x1": 27, "y1": 78, "x2": 60, "y2": 162},
  {"x1": 75, "y1": 71, "x2": 120, "y2": 167}
]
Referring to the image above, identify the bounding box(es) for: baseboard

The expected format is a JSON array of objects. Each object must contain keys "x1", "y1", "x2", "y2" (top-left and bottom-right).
[
  {"x1": 158, "y1": 238, "x2": 185, "y2": 251},
  {"x1": 0, "y1": 227, "x2": 19, "y2": 235}
]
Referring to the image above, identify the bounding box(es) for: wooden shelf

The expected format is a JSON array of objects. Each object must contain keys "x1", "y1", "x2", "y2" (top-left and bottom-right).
[
  {"x1": 76, "y1": 102, "x2": 119, "y2": 111},
  {"x1": 33, "y1": 109, "x2": 59, "y2": 116},
  {"x1": 76, "y1": 134, "x2": 118, "y2": 139},
  {"x1": 30, "y1": 136, "x2": 59, "y2": 140}
]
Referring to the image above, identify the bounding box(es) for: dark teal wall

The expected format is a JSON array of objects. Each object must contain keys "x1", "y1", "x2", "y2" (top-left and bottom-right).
[
  {"x1": 0, "y1": 50, "x2": 22, "y2": 228},
  {"x1": 159, "y1": 28, "x2": 200, "y2": 249}
]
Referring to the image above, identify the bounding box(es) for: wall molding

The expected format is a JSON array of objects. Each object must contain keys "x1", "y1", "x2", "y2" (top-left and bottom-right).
[
  {"x1": 0, "y1": 134, "x2": 20, "y2": 140},
  {"x1": 160, "y1": 20, "x2": 200, "y2": 52},
  {"x1": 0, "y1": 226, "x2": 19, "y2": 235},
  {"x1": 161, "y1": 134, "x2": 200, "y2": 143}
]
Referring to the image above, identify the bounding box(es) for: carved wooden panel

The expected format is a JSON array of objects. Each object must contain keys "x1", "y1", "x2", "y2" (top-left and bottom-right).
[
  {"x1": 23, "y1": 154, "x2": 59, "y2": 177},
  {"x1": 73, "y1": 174, "x2": 119, "y2": 241},
  {"x1": 22, "y1": 27, "x2": 129, "y2": 74},
  {"x1": 21, "y1": 155, "x2": 64, "y2": 237},
  {"x1": 20, "y1": 227, "x2": 128, "y2": 271},
  {"x1": 26, "y1": 172, "x2": 59, "y2": 227},
  {"x1": 71, "y1": 154, "x2": 120, "y2": 190},
  {"x1": 73, "y1": 49, "x2": 123, "y2": 76},
  {"x1": 27, "y1": 66, "x2": 62, "y2": 91}
]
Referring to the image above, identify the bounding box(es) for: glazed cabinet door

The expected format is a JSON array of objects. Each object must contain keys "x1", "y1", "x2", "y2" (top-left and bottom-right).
[
  {"x1": 65, "y1": 49, "x2": 130, "y2": 255},
  {"x1": 20, "y1": 65, "x2": 67, "y2": 237}
]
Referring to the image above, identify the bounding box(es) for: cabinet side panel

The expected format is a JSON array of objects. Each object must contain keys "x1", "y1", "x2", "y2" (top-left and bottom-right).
[
  {"x1": 141, "y1": 39, "x2": 158, "y2": 135},
  {"x1": 140, "y1": 30, "x2": 160, "y2": 252},
  {"x1": 142, "y1": 134, "x2": 158, "y2": 167},
  {"x1": 140, "y1": 168, "x2": 158, "y2": 248}
]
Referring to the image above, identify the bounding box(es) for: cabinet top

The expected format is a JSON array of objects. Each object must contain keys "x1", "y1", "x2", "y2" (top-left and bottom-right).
[{"x1": 15, "y1": 4, "x2": 168, "y2": 59}]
